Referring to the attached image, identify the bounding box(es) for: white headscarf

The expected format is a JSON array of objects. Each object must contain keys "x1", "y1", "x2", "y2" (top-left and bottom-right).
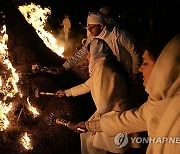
[
  {"x1": 88, "y1": 38, "x2": 114, "y2": 75},
  {"x1": 146, "y1": 33, "x2": 180, "y2": 154},
  {"x1": 146, "y1": 33, "x2": 180, "y2": 101}
]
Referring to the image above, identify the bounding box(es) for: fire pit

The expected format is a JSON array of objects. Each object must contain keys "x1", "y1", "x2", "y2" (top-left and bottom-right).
[{"x1": 0, "y1": 1, "x2": 94, "y2": 153}]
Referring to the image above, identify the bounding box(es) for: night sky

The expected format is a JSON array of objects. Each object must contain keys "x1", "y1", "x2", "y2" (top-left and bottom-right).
[
  {"x1": 1, "y1": 0, "x2": 179, "y2": 46},
  {"x1": 15, "y1": 0, "x2": 180, "y2": 33},
  {"x1": 48, "y1": 0, "x2": 179, "y2": 43},
  {"x1": 0, "y1": 1, "x2": 179, "y2": 153}
]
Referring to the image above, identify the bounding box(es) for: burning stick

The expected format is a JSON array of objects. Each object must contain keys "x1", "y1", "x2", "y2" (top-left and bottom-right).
[
  {"x1": 48, "y1": 113, "x2": 87, "y2": 133},
  {"x1": 35, "y1": 89, "x2": 56, "y2": 98},
  {"x1": 32, "y1": 64, "x2": 64, "y2": 74}
]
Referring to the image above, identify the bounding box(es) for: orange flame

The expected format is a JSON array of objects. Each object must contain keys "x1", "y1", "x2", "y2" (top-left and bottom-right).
[
  {"x1": 18, "y1": 3, "x2": 64, "y2": 57},
  {"x1": 0, "y1": 101, "x2": 12, "y2": 131},
  {"x1": 20, "y1": 132, "x2": 33, "y2": 150},
  {"x1": 0, "y1": 25, "x2": 23, "y2": 131},
  {"x1": 27, "y1": 97, "x2": 40, "y2": 118},
  {"x1": 0, "y1": 25, "x2": 22, "y2": 99}
]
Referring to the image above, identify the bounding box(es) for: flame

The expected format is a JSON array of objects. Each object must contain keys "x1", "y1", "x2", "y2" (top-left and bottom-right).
[
  {"x1": 0, "y1": 25, "x2": 22, "y2": 99},
  {"x1": 27, "y1": 97, "x2": 40, "y2": 118},
  {"x1": 0, "y1": 76, "x2": 2, "y2": 88},
  {"x1": 20, "y1": 132, "x2": 33, "y2": 150},
  {"x1": 0, "y1": 24, "x2": 24, "y2": 131},
  {"x1": 18, "y1": 3, "x2": 64, "y2": 57},
  {"x1": 0, "y1": 101, "x2": 12, "y2": 131}
]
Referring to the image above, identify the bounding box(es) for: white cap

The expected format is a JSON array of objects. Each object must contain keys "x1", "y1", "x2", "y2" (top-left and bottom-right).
[{"x1": 87, "y1": 12, "x2": 104, "y2": 25}]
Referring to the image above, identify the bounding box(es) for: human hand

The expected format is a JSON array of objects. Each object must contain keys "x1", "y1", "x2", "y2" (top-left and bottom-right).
[
  {"x1": 32, "y1": 64, "x2": 42, "y2": 73},
  {"x1": 91, "y1": 131, "x2": 96, "y2": 136},
  {"x1": 75, "y1": 122, "x2": 88, "y2": 134},
  {"x1": 56, "y1": 90, "x2": 66, "y2": 97}
]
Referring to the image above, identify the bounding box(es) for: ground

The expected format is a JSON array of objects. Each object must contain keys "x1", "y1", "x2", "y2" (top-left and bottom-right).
[{"x1": 0, "y1": 1, "x2": 149, "y2": 153}]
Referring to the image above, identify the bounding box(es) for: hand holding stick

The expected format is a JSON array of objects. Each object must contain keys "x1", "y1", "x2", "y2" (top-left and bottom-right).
[
  {"x1": 55, "y1": 90, "x2": 66, "y2": 97},
  {"x1": 32, "y1": 64, "x2": 65, "y2": 74},
  {"x1": 47, "y1": 113, "x2": 87, "y2": 133},
  {"x1": 35, "y1": 89, "x2": 56, "y2": 98}
]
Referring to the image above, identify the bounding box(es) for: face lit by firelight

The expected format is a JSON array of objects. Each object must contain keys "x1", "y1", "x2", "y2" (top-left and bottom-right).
[
  {"x1": 87, "y1": 24, "x2": 104, "y2": 36},
  {"x1": 139, "y1": 50, "x2": 156, "y2": 87}
]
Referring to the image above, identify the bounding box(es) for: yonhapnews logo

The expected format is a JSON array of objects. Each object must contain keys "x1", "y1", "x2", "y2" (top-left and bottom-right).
[
  {"x1": 114, "y1": 133, "x2": 128, "y2": 148},
  {"x1": 114, "y1": 132, "x2": 180, "y2": 148}
]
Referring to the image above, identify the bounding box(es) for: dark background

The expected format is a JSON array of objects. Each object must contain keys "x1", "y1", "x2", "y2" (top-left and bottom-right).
[
  {"x1": 0, "y1": 0, "x2": 179, "y2": 154},
  {"x1": 14, "y1": 0, "x2": 180, "y2": 40}
]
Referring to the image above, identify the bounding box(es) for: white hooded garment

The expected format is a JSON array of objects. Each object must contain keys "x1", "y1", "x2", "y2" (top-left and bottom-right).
[
  {"x1": 86, "y1": 33, "x2": 180, "y2": 154},
  {"x1": 65, "y1": 38, "x2": 140, "y2": 153},
  {"x1": 146, "y1": 33, "x2": 180, "y2": 154},
  {"x1": 63, "y1": 12, "x2": 139, "y2": 75}
]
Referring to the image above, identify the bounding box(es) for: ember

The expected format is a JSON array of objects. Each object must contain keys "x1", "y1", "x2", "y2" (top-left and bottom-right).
[
  {"x1": 27, "y1": 97, "x2": 40, "y2": 118},
  {"x1": 0, "y1": 1, "x2": 94, "y2": 153},
  {"x1": 0, "y1": 23, "x2": 38, "y2": 151},
  {"x1": 20, "y1": 132, "x2": 33, "y2": 150}
]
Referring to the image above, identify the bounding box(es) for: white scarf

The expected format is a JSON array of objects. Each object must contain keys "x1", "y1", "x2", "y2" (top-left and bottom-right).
[
  {"x1": 146, "y1": 33, "x2": 180, "y2": 101},
  {"x1": 88, "y1": 38, "x2": 114, "y2": 76},
  {"x1": 145, "y1": 33, "x2": 180, "y2": 154}
]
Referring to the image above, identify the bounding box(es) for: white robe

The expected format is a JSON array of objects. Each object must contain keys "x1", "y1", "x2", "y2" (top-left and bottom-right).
[
  {"x1": 87, "y1": 33, "x2": 180, "y2": 154},
  {"x1": 63, "y1": 25, "x2": 139, "y2": 75},
  {"x1": 65, "y1": 39, "x2": 140, "y2": 153}
]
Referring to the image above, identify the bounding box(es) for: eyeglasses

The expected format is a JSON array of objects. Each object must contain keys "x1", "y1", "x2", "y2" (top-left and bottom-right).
[{"x1": 87, "y1": 25, "x2": 99, "y2": 31}]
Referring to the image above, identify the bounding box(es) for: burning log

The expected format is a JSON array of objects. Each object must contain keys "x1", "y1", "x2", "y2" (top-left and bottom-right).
[{"x1": 0, "y1": 1, "x2": 94, "y2": 153}]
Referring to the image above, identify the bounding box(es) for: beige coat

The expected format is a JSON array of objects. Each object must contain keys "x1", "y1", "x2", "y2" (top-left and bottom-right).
[{"x1": 87, "y1": 34, "x2": 180, "y2": 154}]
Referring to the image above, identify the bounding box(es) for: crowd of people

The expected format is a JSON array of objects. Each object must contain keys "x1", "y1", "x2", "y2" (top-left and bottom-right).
[{"x1": 33, "y1": 6, "x2": 179, "y2": 154}]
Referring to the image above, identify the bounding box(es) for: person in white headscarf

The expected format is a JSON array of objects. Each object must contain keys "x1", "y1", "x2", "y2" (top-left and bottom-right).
[
  {"x1": 85, "y1": 33, "x2": 180, "y2": 154},
  {"x1": 55, "y1": 38, "x2": 140, "y2": 154}
]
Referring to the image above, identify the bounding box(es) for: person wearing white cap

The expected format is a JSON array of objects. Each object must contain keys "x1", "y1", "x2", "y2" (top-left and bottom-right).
[
  {"x1": 61, "y1": 11, "x2": 139, "y2": 78},
  {"x1": 38, "y1": 11, "x2": 139, "y2": 80}
]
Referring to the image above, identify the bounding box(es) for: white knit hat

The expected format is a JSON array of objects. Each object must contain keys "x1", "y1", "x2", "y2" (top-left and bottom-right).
[{"x1": 87, "y1": 12, "x2": 104, "y2": 25}]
